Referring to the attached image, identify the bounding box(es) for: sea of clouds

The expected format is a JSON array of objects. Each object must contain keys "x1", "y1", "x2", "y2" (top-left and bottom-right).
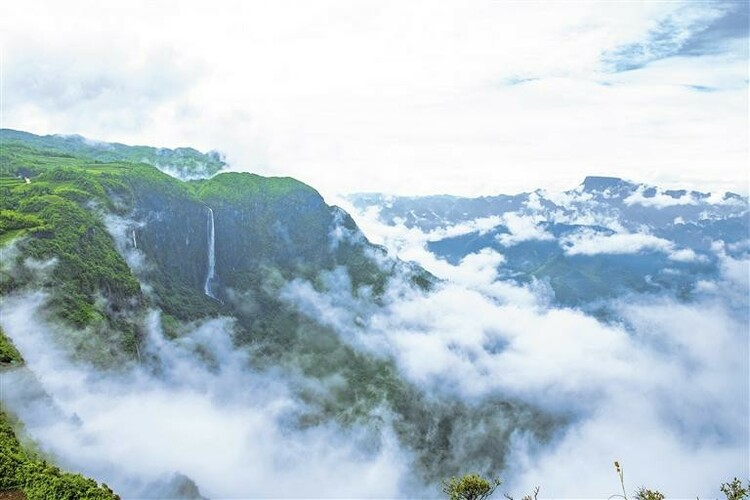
[{"x1": 0, "y1": 202, "x2": 747, "y2": 498}]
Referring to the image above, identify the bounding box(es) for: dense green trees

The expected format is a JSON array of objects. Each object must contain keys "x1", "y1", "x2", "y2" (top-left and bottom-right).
[
  {"x1": 0, "y1": 410, "x2": 119, "y2": 500},
  {"x1": 0, "y1": 327, "x2": 22, "y2": 365}
]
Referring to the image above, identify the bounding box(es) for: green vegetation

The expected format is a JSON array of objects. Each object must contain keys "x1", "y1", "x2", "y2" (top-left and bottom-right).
[
  {"x1": 442, "y1": 473, "x2": 500, "y2": 500},
  {"x1": 1, "y1": 128, "x2": 225, "y2": 179},
  {"x1": 722, "y1": 478, "x2": 750, "y2": 500},
  {"x1": 608, "y1": 461, "x2": 749, "y2": 500},
  {"x1": 442, "y1": 468, "x2": 750, "y2": 500},
  {"x1": 0, "y1": 326, "x2": 23, "y2": 365},
  {"x1": 194, "y1": 171, "x2": 318, "y2": 204},
  {"x1": 634, "y1": 487, "x2": 665, "y2": 500},
  {"x1": 0, "y1": 210, "x2": 42, "y2": 234},
  {"x1": 0, "y1": 142, "x2": 149, "y2": 364},
  {"x1": 0, "y1": 409, "x2": 118, "y2": 500}
]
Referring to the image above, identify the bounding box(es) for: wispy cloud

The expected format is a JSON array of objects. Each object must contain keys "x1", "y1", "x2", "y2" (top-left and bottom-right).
[
  {"x1": 560, "y1": 230, "x2": 707, "y2": 263},
  {"x1": 602, "y1": 2, "x2": 736, "y2": 71},
  {"x1": 1, "y1": 0, "x2": 747, "y2": 196}
]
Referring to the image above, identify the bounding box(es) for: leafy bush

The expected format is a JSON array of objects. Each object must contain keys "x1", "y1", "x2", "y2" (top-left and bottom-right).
[
  {"x1": 0, "y1": 210, "x2": 42, "y2": 233},
  {"x1": 635, "y1": 487, "x2": 665, "y2": 500},
  {"x1": 721, "y1": 478, "x2": 749, "y2": 500},
  {"x1": 442, "y1": 473, "x2": 501, "y2": 500},
  {"x1": 0, "y1": 326, "x2": 23, "y2": 365}
]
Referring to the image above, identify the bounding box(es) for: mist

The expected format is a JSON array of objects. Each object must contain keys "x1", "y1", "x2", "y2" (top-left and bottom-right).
[
  {"x1": 0, "y1": 292, "x2": 415, "y2": 499},
  {"x1": 281, "y1": 204, "x2": 749, "y2": 496},
  {"x1": 284, "y1": 261, "x2": 747, "y2": 495},
  {"x1": 1, "y1": 186, "x2": 747, "y2": 498}
]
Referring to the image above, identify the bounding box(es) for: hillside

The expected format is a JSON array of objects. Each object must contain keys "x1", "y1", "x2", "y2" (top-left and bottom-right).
[
  {"x1": 1, "y1": 131, "x2": 746, "y2": 498},
  {"x1": 0, "y1": 129, "x2": 558, "y2": 497},
  {"x1": 0, "y1": 327, "x2": 118, "y2": 500}
]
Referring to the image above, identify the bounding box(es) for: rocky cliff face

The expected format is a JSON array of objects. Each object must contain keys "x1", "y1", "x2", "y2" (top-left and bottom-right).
[
  {"x1": 199, "y1": 173, "x2": 337, "y2": 286},
  {"x1": 134, "y1": 186, "x2": 210, "y2": 291},
  {"x1": 122, "y1": 170, "x2": 390, "y2": 314}
]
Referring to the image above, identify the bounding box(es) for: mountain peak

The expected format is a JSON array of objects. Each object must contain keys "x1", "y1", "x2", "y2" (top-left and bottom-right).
[{"x1": 581, "y1": 176, "x2": 631, "y2": 192}]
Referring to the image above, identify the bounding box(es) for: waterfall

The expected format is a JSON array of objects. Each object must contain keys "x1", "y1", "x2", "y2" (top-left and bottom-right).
[
  {"x1": 204, "y1": 207, "x2": 218, "y2": 299},
  {"x1": 132, "y1": 230, "x2": 137, "y2": 249}
]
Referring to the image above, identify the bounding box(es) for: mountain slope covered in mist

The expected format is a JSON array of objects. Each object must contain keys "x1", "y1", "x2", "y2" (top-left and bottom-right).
[
  {"x1": 0, "y1": 130, "x2": 747, "y2": 498},
  {"x1": 341, "y1": 180, "x2": 749, "y2": 496},
  {"x1": 1, "y1": 130, "x2": 567, "y2": 498},
  {"x1": 0, "y1": 335, "x2": 118, "y2": 500}
]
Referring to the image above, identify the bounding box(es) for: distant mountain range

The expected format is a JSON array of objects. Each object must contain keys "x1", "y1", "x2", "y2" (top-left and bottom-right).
[{"x1": 348, "y1": 177, "x2": 749, "y2": 309}]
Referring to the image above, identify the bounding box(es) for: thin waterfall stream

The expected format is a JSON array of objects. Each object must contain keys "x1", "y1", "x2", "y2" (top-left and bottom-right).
[{"x1": 204, "y1": 207, "x2": 218, "y2": 300}]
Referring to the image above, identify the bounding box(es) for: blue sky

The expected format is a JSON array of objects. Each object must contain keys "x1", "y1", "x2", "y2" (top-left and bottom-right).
[
  {"x1": 604, "y1": 1, "x2": 748, "y2": 71},
  {"x1": 1, "y1": 0, "x2": 747, "y2": 196}
]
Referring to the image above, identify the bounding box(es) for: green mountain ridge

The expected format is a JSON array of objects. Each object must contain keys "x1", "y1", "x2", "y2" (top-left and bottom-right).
[
  {"x1": 1, "y1": 129, "x2": 226, "y2": 181},
  {"x1": 0, "y1": 129, "x2": 554, "y2": 496}
]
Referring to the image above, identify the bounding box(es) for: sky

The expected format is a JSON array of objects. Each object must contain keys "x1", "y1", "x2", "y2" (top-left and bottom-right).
[{"x1": 1, "y1": 0, "x2": 748, "y2": 197}]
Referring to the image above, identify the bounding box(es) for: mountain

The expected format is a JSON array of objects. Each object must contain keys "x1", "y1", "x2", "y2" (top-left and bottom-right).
[
  {"x1": 347, "y1": 177, "x2": 749, "y2": 308},
  {"x1": 0, "y1": 333, "x2": 118, "y2": 500},
  {"x1": 1, "y1": 133, "x2": 747, "y2": 496},
  {"x1": 0, "y1": 129, "x2": 554, "y2": 497},
  {"x1": 0, "y1": 129, "x2": 227, "y2": 181},
  {"x1": 349, "y1": 176, "x2": 747, "y2": 234}
]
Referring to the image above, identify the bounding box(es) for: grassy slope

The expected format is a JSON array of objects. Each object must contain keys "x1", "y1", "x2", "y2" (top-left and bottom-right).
[
  {"x1": 0, "y1": 330, "x2": 118, "y2": 500},
  {"x1": 0, "y1": 134, "x2": 555, "y2": 483},
  {"x1": 0, "y1": 410, "x2": 119, "y2": 500},
  {"x1": 0, "y1": 157, "x2": 145, "y2": 364},
  {"x1": 0, "y1": 327, "x2": 22, "y2": 366},
  {"x1": 0, "y1": 128, "x2": 226, "y2": 179}
]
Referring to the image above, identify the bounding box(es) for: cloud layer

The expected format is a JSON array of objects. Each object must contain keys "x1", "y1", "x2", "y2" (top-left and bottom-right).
[
  {"x1": 1, "y1": 201, "x2": 747, "y2": 497},
  {"x1": 0, "y1": 294, "x2": 414, "y2": 499},
  {"x1": 2, "y1": 0, "x2": 747, "y2": 196},
  {"x1": 281, "y1": 247, "x2": 749, "y2": 496}
]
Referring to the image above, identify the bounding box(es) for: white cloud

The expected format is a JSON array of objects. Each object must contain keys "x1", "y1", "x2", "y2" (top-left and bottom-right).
[
  {"x1": 1, "y1": 0, "x2": 746, "y2": 197},
  {"x1": 280, "y1": 259, "x2": 748, "y2": 497},
  {"x1": 561, "y1": 229, "x2": 711, "y2": 263},
  {"x1": 713, "y1": 241, "x2": 750, "y2": 293},
  {"x1": 624, "y1": 185, "x2": 699, "y2": 208},
  {"x1": 496, "y1": 213, "x2": 553, "y2": 247},
  {"x1": 668, "y1": 247, "x2": 705, "y2": 263},
  {"x1": 562, "y1": 230, "x2": 669, "y2": 256}
]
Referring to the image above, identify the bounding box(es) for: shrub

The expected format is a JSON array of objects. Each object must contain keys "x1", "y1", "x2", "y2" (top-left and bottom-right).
[
  {"x1": 721, "y1": 478, "x2": 749, "y2": 500},
  {"x1": 442, "y1": 473, "x2": 501, "y2": 500}
]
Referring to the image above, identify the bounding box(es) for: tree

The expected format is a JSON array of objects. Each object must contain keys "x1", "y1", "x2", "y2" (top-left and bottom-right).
[
  {"x1": 635, "y1": 487, "x2": 665, "y2": 500},
  {"x1": 442, "y1": 473, "x2": 501, "y2": 500},
  {"x1": 721, "y1": 478, "x2": 749, "y2": 500}
]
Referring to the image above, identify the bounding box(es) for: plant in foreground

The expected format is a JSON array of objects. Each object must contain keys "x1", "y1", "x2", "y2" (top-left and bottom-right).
[
  {"x1": 445, "y1": 463, "x2": 746, "y2": 500},
  {"x1": 721, "y1": 478, "x2": 749, "y2": 500},
  {"x1": 442, "y1": 473, "x2": 501, "y2": 500},
  {"x1": 504, "y1": 485, "x2": 540, "y2": 500},
  {"x1": 612, "y1": 460, "x2": 629, "y2": 500},
  {"x1": 634, "y1": 487, "x2": 665, "y2": 500}
]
